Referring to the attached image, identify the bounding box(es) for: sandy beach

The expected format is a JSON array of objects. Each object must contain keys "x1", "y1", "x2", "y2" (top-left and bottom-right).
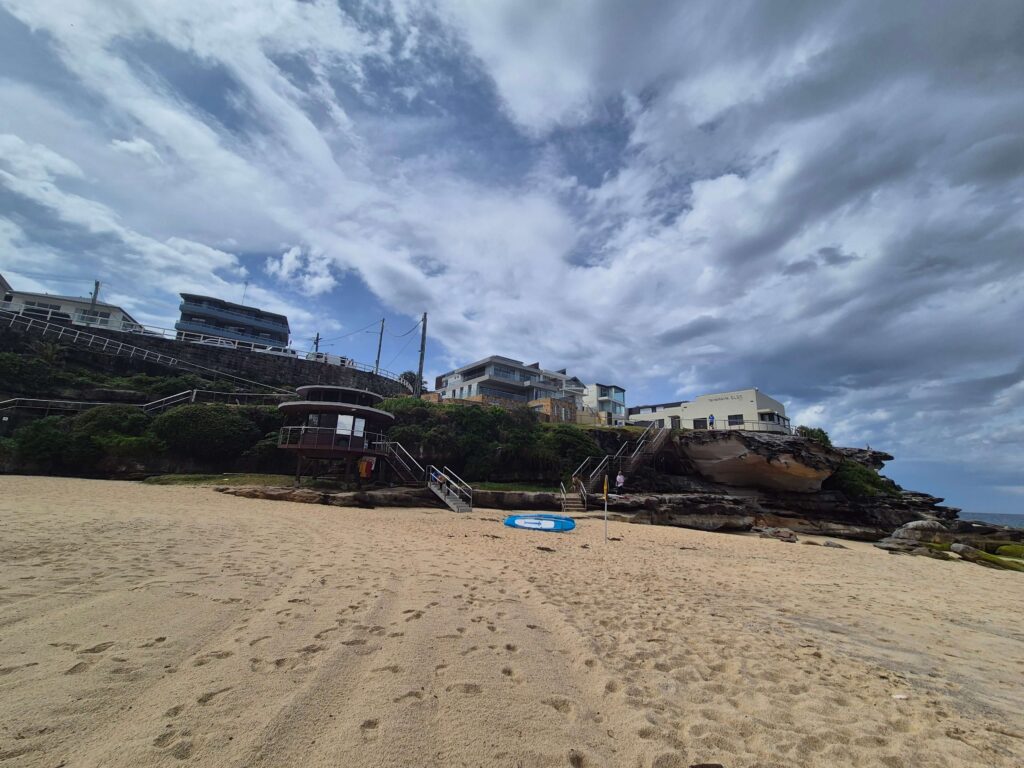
[{"x1": 0, "y1": 476, "x2": 1021, "y2": 767}]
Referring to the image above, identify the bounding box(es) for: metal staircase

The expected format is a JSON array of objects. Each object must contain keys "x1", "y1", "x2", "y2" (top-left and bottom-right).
[
  {"x1": 570, "y1": 422, "x2": 671, "y2": 494},
  {"x1": 376, "y1": 440, "x2": 426, "y2": 485},
  {"x1": 0, "y1": 390, "x2": 290, "y2": 416},
  {"x1": 426, "y1": 465, "x2": 473, "y2": 513},
  {"x1": 560, "y1": 480, "x2": 586, "y2": 514}
]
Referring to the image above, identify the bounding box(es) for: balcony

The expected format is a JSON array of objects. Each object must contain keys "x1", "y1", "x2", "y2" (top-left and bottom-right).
[
  {"x1": 174, "y1": 320, "x2": 287, "y2": 345},
  {"x1": 179, "y1": 301, "x2": 289, "y2": 335}
]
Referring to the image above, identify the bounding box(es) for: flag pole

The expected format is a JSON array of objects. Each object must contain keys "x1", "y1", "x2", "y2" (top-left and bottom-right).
[{"x1": 603, "y1": 473, "x2": 609, "y2": 542}]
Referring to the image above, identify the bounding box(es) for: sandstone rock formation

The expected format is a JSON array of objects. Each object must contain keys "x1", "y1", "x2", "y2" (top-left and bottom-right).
[{"x1": 675, "y1": 431, "x2": 843, "y2": 492}]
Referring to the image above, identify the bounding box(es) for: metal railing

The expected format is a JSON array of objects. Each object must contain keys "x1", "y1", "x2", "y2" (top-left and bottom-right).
[
  {"x1": 278, "y1": 426, "x2": 390, "y2": 452},
  {"x1": 427, "y1": 464, "x2": 473, "y2": 512},
  {"x1": 1, "y1": 307, "x2": 180, "y2": 366},
  {"x1": 380, "y1": 440, "x2": 426, "y2": 482},
  {"x1": 0, "y1": 397, "x2": 115, "y2": 414},
  {"x1": 632, "y1": 416, "x2": 792, "y2": 434},
  {"x1": 0, "y1": 301, "x2": 413, "y2": 391}
]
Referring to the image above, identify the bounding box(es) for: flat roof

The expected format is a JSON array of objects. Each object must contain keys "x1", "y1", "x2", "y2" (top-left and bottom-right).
[{"x1": 628, "y1": 400, "x2": 689, "y2": 411}]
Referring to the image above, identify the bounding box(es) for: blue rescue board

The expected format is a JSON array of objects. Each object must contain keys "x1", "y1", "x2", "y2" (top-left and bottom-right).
[{"x1": 503, "y1": 514, "x2": 576, "y2": 532}]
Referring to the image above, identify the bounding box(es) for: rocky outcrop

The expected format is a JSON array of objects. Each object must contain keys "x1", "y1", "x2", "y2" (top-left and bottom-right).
[
  {"x1": 217, "y1": 485, "x2": 439, "y2": 508},
  {"x1": 835, "y1": 447, "x2": 894, "y2": 470},
  {"x1": 675, "y1": 431, "x2": 843, "y2": 493}
]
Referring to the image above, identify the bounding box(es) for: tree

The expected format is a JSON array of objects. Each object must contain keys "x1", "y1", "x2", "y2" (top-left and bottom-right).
[
  {"x1": 399, "y1": 370, "x2": 427, "y2": 394},
  {"x1": 795, "y1": 425, "x2": 832, "y2": 446}
]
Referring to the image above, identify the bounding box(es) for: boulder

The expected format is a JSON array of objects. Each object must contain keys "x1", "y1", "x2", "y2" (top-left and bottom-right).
[
  {"x1": 676, "y1": 431, "x2": 844, "y2": 493},
  {"x1": 757, "y1": 527, "x2": 799, "y2": 543},
  {"x1": 891, "y1": 520, "x2": 948, "y2": 541}
]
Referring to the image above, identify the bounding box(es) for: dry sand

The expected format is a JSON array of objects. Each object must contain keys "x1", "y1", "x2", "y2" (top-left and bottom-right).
[{"x1": 0, "y1": 476, "x2": 1021, "y2": 768}]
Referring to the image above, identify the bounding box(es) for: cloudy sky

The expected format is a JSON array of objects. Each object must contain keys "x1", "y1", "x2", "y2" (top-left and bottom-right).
[{"x1": 1, "y1": 1, "x2": 1022, "y2": 514}]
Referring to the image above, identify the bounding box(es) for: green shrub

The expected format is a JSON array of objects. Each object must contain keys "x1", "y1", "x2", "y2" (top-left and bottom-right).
[
  {"x1": 995, "y1": 544, "x2": 1024, "y2": 559},
  {"x1": 796, "y1": 425, "x2": 832, "y2": 446},
  {"x1": 824, "y1": 460, "x2": 899, "y2": 498},
  {"x1": 10, "y1": 416, "x2": 102, "y2": 474},
  {"x1": 151, "y1": 404, "x2": 262, "y2": 463},
  {"x1": 70, "y1": 404, "x2": 151, "y2": 437}
]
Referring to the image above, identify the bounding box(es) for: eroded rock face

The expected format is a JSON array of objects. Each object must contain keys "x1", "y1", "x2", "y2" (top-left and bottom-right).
[
  {"x1": 836, "y1": 447, "x2": 895, "y2": 470},
  {"x1": 676, "y1": 431, "x2": 844, "y2": 493}
]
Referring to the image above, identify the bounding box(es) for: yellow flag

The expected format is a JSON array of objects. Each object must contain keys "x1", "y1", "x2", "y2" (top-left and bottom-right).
[{"x1": 603, "y1": 474, "x2": 608, "y2": 501}]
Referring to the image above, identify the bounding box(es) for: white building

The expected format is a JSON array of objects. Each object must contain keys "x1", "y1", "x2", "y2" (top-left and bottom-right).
[
  {"x1": 627, "y1": 388, "x2": 791, "y2": 433},
  {"x1": 580, "y1": 383, "x2": 627, "y2": 426},
  {"x1": 1, "y1": 273, "x2": 141, "y2": 331}
]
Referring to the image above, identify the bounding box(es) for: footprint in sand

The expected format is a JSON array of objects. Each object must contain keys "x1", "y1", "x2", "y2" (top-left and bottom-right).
[
  {"x1": 192, "y1": 650, "x2": 233, "y2": 667},
  {"x1": 0, "y1": 662, "x2": 39, "y2": 676},
  {"x1": 393, "y1": 691, "x2": 424, "y2": 703},
  {"x1": 542, "y1": 697, "x2": 575, "y2": 715},
  {"x1": 64, "y1": 662, "x2": 91, "y2": 675},
  {"x1": 374, "y1": 664, "x2": 402, "y2": 674},
  {"x1": 197, "y1": 687, "x2": 232, "y2": 705},
  {"x1": 80, "y1": 642, "x2": 115, "y2": 654},
  {"x1": 447, "y1": 683, "x2": 482, "y2": 695}
]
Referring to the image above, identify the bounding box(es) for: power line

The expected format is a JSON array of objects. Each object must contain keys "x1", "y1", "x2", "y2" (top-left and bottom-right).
[
  {"x1": 385, "y1": 331, "x2": 418, "y2": 369},
  {"x1": 387, "y1": 318, "x2": 422, "y2": 338},
  {"x1": 316, "y1": 318, "x2": 382, "y2": 345}
]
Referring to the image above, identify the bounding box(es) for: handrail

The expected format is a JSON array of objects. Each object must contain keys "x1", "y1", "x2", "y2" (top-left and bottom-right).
[
  {"x1": 571, "y1": 456, "x2": 593, "y2": 480},
  {"x1": 442, "y1": 465, "x2": 473, "y2": 500},
  {"x1": 387, "y1": 440, "x2": 425, "y2": 478}
]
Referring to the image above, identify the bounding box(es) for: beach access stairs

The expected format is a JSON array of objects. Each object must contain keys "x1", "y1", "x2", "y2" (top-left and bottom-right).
[
  {"x1": 426, "y1": 464, "x2": 473, "y2": 513},
  {"x1": 570, "y1": 421, "x2": 671, "y2": 500}
]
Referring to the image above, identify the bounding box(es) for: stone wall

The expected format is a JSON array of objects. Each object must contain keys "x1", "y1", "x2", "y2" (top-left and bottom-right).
[{"x1": 0, "y1": 322, "x2": 409, "y2": 397}]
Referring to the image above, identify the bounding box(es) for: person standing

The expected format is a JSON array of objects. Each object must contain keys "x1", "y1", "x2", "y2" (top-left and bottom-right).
[
  {"x1": 708, "y1": 414, "x2": 715, "y2": 430},
  {"x1": 615, "y1": 471, "x2": 625, "y2": 493}
]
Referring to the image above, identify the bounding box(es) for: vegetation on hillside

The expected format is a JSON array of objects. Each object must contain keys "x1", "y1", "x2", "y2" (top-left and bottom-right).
[
  {"x1": 795, "y1": 425, "x2": 832, "y2": 446},
  {"x1": 823, "y1": 459, "x2": 899, "y2": 498},
  {"x1": 382, "y1": 396, "x2": 599, "y2": 482},
  {"x1": 1, "y1": 403, "x2": 287, "y2": 477}
]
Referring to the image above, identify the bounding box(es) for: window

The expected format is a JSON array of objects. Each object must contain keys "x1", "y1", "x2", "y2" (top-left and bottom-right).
[
  {"x1": 670, "y1": 416, "x2": 680, "y2": 429},
  {"x1": 693, "y1": 418, "x2": 708, "y2": 430},
  {"x1": 25, "y1": 300, "x2": 61, "y2": 311},
  {"x1": 336, "y1": 414, "x2": 354, "y2": 434},
  {"x1": 639, "y1": 407, "x2": 652, "y2": 414},
  {"x1": 306, "y1": 413, "x2": 320, "y2": 427},
  {"x1": 75, "y1": 309, "x2": 111, "y2": 325},
  {"x1": 728, "y1": 414, "x2": 744, "y2": 427}
]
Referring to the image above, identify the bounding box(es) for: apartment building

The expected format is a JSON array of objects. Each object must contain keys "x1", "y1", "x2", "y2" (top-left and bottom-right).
[
  {"x1": 175, "y1": 293, "x2": 289, "y2": 347},
  {"x1": 433, "y1": 356, "x2": 586, "y2": 423},
  {"x1": 580, "y1": 383, "x2": 627, "y2": 426},
  {"x1": 627, "y1": 388, "x2": 791, "y2": 433},
  {"x1": 0, "y1": 273, "x2": 141, "y2": 330}
]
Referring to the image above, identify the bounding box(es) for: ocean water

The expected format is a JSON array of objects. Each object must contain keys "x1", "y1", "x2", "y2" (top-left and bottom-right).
[{"x1": 964, "y1": 512, "x2": 1024, "y2": 529}]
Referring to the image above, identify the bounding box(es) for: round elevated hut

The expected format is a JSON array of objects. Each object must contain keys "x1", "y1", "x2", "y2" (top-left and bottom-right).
[{"x1": 277, "y1": 385, "x2": 420, "y2": 484}]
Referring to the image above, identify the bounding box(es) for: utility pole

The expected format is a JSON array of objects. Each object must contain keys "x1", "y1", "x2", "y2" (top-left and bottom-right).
[
  {"x1": 374, "y1": 317, "x2": 384, "y2": 374},
  {"x1": 241, "y1": 280, "x2": 249, "y2": 305},
  {"x1": 88, "y1": 280, "x2": 100, "y2": 326},
  {"x1": 313, "y1": 332, "x2": 321, "y2": 353},
  {"x1": 415, "y1": 312, "x2": 427, "y2": 398}
]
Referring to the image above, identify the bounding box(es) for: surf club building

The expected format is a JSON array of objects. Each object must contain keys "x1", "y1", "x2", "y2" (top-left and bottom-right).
[
  {"x1": 627, "y1": 388, "x2": 791, "y2": 434},
  {"x1": 277, "y1": 385, "x2": 421, "y2": 484}
]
